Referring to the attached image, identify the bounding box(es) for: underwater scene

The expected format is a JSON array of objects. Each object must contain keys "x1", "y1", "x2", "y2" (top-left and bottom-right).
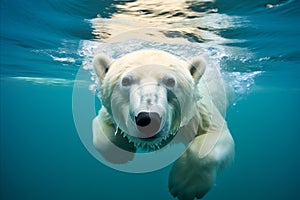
[{"x1": 1, "y1": 0, "x2": 299, "y2": 199}]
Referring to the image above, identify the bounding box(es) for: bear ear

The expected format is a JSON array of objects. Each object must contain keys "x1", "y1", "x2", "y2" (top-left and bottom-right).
[
  {"x1": 188, "y1": 57, "x2": 206, "y2": 83},
  {"x1": 93, "y1": 54, "x2": 112, "y2": 81}
]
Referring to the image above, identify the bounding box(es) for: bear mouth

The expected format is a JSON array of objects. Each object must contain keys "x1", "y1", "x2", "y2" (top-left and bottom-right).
[
  {"x1": 117, "y1": 120, "x2": 177, "y2": 151},
  {"x1": 122, "y1": 131, "x2": 175, "y2": 151}
]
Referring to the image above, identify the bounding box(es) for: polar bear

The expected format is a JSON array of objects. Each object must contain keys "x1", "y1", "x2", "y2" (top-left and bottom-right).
[{"x1": 92, "y1": 49, "x2": 234, "y2": 200}]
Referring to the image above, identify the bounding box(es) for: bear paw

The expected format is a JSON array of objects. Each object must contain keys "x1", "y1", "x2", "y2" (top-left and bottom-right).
[{"x1": 168, "y1": 153, "x2": 217, "y2": 200}]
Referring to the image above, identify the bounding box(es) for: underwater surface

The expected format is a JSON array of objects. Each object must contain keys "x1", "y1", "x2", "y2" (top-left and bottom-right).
[{"x1": 1, "y1": 0, "x2": 299, "y2": 199}]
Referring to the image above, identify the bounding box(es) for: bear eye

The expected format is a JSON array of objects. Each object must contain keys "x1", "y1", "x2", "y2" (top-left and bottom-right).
[
  {"x1": 163, "y1": 76, "x2": 176, "y2": 89},
  {"x1": 121, "y1": 75, "x2": 133, "y2": 87}
]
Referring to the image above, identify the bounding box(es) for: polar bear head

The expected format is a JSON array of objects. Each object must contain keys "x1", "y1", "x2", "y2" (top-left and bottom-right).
[{"x1": 94, "y1": 50, "x2": 205, "y2": 150}]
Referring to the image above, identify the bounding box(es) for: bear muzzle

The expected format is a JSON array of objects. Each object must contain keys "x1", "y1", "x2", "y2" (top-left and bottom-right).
[{"x1": 135, "y1": 112, "x2": 162, "y2": 138}]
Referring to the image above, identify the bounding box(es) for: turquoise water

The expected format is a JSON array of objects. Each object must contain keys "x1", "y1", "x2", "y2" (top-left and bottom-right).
[{"x1": 1, "y1": 0, "x2": 299, "y2": 199}]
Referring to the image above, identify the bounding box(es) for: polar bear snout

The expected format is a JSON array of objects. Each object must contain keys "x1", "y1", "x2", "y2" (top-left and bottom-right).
[
  {"x1": 128, "y1": 83, "x2": 169, "y2": 139},
  {"x1": 135, "y1": 112, "x2": 162, "y2": 137}
]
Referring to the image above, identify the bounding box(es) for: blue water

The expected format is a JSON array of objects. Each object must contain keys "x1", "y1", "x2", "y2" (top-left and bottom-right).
[{"x1": 1, "y1": 0, "x2": 299, "y2": 199}]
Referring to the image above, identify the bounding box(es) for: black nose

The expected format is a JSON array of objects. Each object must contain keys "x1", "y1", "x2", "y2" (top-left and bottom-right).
[
  {"x1": 135, "y1": 112, "x2": 151, "y2": 127},
  {"x1": 135, "y1": 112, "x2": 162, "y2": 137}
]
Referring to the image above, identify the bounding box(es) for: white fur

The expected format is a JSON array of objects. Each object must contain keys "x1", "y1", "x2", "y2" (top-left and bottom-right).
[{"x1": 93, "y1": 49, "x2": 235, "y2": 199}]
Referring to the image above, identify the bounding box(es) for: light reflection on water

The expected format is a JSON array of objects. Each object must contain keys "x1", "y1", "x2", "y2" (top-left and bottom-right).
[
  {"x1": 80, "y1": 0, "x2": 262, "y2": 104},
  {"x1": 92, "y1": 0, "x2": 230, "y2": 43}
]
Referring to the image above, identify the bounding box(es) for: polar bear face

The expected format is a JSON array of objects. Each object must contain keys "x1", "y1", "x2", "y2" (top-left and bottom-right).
[
  {"x1": 94, "y1": 50, "x2": 205, "y2": 150},
  {"x1": 118, "y1": 64, "x2": 179, "y2": 139}
]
